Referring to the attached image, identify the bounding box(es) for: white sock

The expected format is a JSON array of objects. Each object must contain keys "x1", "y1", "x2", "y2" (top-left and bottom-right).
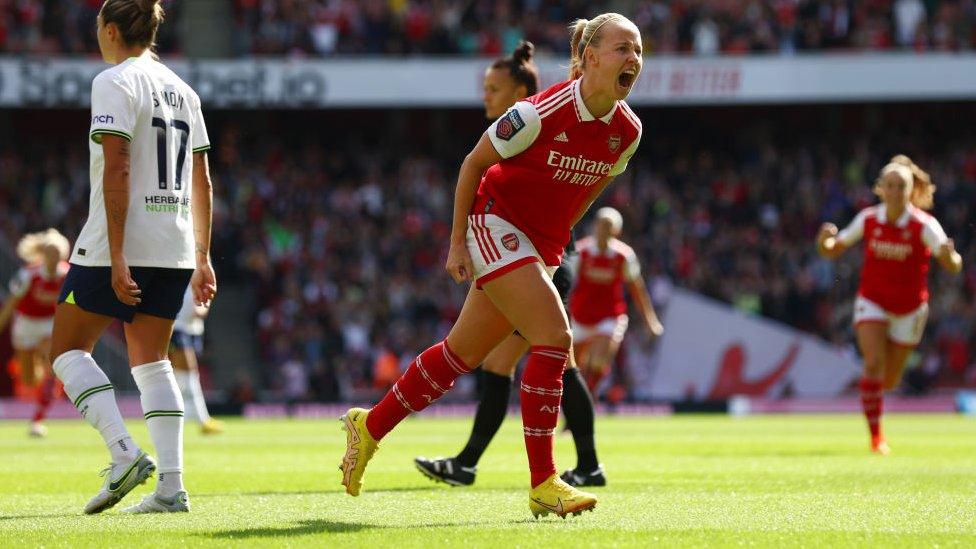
[
  {"x1": 53, "y1": 350, "x2": 138, "y2": 464},
  {"x1": 132, "y1": 360, "x2": 185, "y2": 496},
  {"x1": 157, "y1": 472, "x2": 184, "y2": 497},
  {"x1": 174, "y1": 369, "x2": 211, "y2": 423}
]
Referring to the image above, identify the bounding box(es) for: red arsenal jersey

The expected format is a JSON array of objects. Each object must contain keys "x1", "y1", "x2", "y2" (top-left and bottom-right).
[
  {"x1": 9, "y1": 261, "x2": 68, "y2": 318},
  {"x1": 569, "y1": 236, "x2": 641, "y2": 325},
  {"x1": 473, "y1": 79, "x2": 642, "y2": 265},
  {"x1": 837, "y1": 204, "x2": 947, "y2": 315}
]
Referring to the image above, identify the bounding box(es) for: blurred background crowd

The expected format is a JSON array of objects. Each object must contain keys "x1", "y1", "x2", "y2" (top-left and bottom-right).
[
  {"x1": 2, "y1": 101, "x2": 974, "y2": 404},
  {"x1": 3, "y1": 0, "x2": 976, "y2": 57}
]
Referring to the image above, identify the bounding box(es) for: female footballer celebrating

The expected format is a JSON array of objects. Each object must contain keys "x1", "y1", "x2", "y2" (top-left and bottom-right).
[
  {"x1": 0, "y1": 229, "x2": 70, "y2": 437},
  {"x1": 817, "y1": 157, "x2": 962, "y2": 455},
  {"x1": 50, "y1": 0, "x2": 215, "y2": 514},
  {"x1": 414, "y1": 41, "x2": 608, "y2": 490},
  {"x1": 340, "y1": 13, "x2": 643, "y2": 518}
]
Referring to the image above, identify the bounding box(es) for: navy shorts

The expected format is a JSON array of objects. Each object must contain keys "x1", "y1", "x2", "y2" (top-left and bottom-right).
[
  {"x1": 169, "y1": 330, "x2": 203, "y2": 354},
  {"x1": 58, "y1": 264, "x2": 193, "y2": 323}
]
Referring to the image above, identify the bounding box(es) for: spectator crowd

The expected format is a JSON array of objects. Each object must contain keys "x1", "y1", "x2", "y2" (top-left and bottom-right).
[
  {"x1": 2, "y1": 0, "x2": 976, "y2": 57},
  {"x1": 1, "y1": 104, "x2": 975, "y2": 403}
]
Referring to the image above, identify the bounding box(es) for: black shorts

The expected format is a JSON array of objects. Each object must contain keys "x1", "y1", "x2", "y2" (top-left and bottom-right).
[
  {"x1": 58, "y1": 264, "x2": 193, "y2": 323},
  {"x1": 552, "y1": 252, "x2": 576, "y2": 307},
  {"x1": 170, "y1": 329, "x2": 203, "y2": 354}
]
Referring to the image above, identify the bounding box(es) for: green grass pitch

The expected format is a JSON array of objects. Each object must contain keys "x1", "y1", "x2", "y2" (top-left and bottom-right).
[{"x1": 1, "y1": 414, "x2": 975, "y2": 547}]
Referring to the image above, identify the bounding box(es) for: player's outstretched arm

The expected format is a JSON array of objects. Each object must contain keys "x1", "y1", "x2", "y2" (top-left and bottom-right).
[
  {"x1": 936, "y1": 238, "x2": 963, "y2": 274},
  {"x1": 627, "y1": 278, "x2": 663, "y2": 338},
  {"x1": 102, "y1": 135, "x2": 141, "y2": 306},
  {"x1": 816, "y1": 222, "x2": 847, "y2": 260},
  {"x1": 190, "y1": 151, "x2": 216, "y2": 306},
  {"x1": 0, "y1": 293, "x2": 21, "y2": 333},
  {"x1": 446, "y1": 133, "x2": 502, "y2": 283}
]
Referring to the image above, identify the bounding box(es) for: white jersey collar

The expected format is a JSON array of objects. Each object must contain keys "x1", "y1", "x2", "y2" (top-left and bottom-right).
[
  {"x1": 875, "y1": 204, "x2": 912, "y2": 228},
  {"x1": 573, "y1": 78, "x2": 617, "y2": 124}
]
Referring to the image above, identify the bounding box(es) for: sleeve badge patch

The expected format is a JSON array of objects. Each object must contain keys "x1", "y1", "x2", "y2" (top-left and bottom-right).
[{"x1": 495, "y1": 109, "x2": 525, "y2": 141}]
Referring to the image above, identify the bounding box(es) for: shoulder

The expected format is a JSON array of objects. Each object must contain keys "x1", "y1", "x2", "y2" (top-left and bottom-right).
[
  {"x1": 93, "y1": 64, "x2": 135, "y2": 91},
  {"x1": 19, "y1": 264, "x2": 41, "y2": 282},
  {"x1": 907, "y1": 205, "x2": 933, "y2": 225},
  {"x1": 610, "y1": 238, "x2": 636, "y2": 259},
  {"x1": 575, "y1": 235, "x2": 595, "y2": 253},
  {"x1": 910, "y1": 205, "x2": 945, "y2": 235},
  {"x1": 616, "y1": 101, "x2": 642, "y2": 134},
  {"x1": 527, "y1": 80, "x2": 574, "y2": 106},
  {"x1": 858, "y1": 205, "x2": 880, "y2": 222},
  {"x1": 527, "y1": 81, "x2": 576, "y2": 120}
]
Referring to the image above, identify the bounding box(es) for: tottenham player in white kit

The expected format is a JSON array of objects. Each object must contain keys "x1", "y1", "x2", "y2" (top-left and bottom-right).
[{"x1": 49, "y1": 0, "x2": 215, "y2": 514}]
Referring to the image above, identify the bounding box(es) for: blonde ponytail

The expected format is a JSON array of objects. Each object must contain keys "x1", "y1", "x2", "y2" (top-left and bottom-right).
[
  {"x1": 889, "y1": 154, "x2": 936, "y2": 210},
  {"x1": 16, "y1": 228, "x2": 70, "y2": 263}
]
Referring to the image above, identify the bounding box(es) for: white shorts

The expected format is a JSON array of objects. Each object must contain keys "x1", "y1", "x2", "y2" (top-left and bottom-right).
[
  {"x1": 11, "y1": 314, "x2": 54, "y2": 350},
  {"x1": 467, "y1": 214, "x2": 555, "y2": 288},
  {"x1": 853, "y1": 295, "x2": 929, "y2": 347},
  {"x1": 572, "y1": 314, "x2": 629, "y2": 344}
]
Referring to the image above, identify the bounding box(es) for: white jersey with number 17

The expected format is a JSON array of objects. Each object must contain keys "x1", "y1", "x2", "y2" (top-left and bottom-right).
[{"x1": 73, "y1": 50, "x2": 210, "y2": 269}]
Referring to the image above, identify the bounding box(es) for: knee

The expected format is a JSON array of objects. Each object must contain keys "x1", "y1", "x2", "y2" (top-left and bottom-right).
[
  {"x1": 862, "y1": 355, "x2": 885, "y2": 376},
  {"x1": 533, "y1": 327, "x2": 572, "y2": 350}
]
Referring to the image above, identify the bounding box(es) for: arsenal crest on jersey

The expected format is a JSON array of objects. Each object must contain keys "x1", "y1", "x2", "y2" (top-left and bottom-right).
[
  {"x1": 502, "y1": 233, "x2": 520, "y2": 252},
  {"x1": 608, "y1": 134, "x2": 621, "y2": 152}
]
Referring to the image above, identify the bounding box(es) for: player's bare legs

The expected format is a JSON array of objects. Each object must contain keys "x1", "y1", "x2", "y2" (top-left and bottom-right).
[
  {"x1": 16, "y1": 348, "x2": 40, "y2": 387},
  {"x1": 50, "y1": 304, "x2": 115, "y2": 365},
  {"x1": 855, "y1": 322, "x2": 890, "y2": 454},
  {"x1": 29, "y1": 337, "x2": 59, "y2": 437},
  {"x1": 481, "y1": 263, "x2": 570, "y2": 349},
  {"x1": 122, "y1": 314, "x2": 172, "y2": 366},
  {"x1": 481, "y1": 262, "x2": 596, "y2": 515},
  {"x1": 483, "y1": 334, "x2": 530, "y2": 376},
  {"x1": 345, "y1": 263, "x2": 582, "y2": 492},
  {"x1": 882, "y1": 343, "x2": 913, "y2": 391},
  {"x1": 579, "y1": 335, "x2": 612, "y2": 393},
  {"x1": 50, "y1": 303, "x2": 155, "y2": 513},
  {"x1": 443, "y1": 286, "x2": 520, "y2": 368}
]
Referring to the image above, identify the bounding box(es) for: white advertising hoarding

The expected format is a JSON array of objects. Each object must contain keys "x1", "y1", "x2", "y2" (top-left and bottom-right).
[
  {"x1": 1, "y1": 54, "x2": 975, "y2": 108},
  {"x1": 648, "y1": 290, "x2": 860, "y2": 400}
]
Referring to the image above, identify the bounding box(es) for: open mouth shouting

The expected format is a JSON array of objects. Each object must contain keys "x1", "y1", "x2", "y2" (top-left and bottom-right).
[{"x1": 617, "y1": 66, "x2": 638, "y2": 91}]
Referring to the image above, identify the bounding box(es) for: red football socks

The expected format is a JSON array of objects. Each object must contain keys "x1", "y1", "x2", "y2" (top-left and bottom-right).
[
  {"x1": 521, "y1": 345, "x2": 568, "y2": 488},
  {"x1": 365, "y1": 340, "x2": 471, "y2": 440},
  {"x1": 859, "y1": 377, "x2": 884, "y2": 439},
  {"x1": 32, "y1": 377, "x2": 57, "y2": 423}
]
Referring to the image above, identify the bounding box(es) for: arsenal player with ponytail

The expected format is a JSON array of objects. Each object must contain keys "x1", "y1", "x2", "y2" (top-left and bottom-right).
[
  {"x1": 339, "y1": 13, "x2": 643, "y2": 518},
  {"x1": 817, "y1": 157, "x2": 962, "y2": 455},
  {"x1": 0, "y1": 229, "x2": 70, "y2": 438}
]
